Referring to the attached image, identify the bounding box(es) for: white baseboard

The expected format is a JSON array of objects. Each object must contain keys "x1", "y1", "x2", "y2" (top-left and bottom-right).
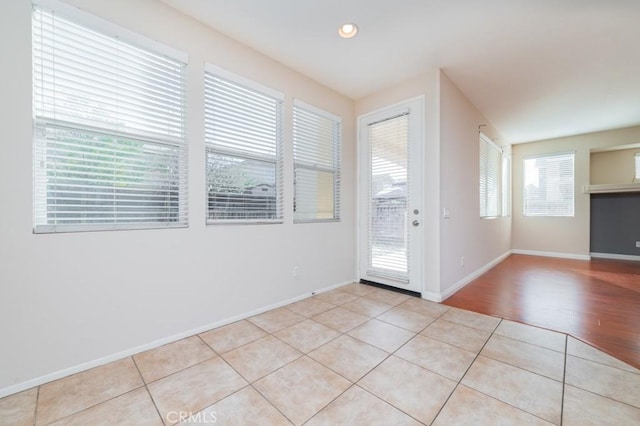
[
  {"x1": 0, "y1": 279, "x2": 355, "y2": 399},
  {"x1": 421, "y1": 290, "x2": 441, "y2": 302},
  {"x1": 511, "y1": 249, "x2": 590, "y2": 261},
  {"x1": 590, "y1": 252, "x2": 640, "y2": 262},
  {"x1": 436, "y1": 250, "x2": 513, "y2": 302}
]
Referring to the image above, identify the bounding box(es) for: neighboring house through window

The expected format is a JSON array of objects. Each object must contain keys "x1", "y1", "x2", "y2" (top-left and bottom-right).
[
  {"x1": 32, "y1": 2, "x2": 187, "y2": 233},
  {"x1": 204, "y1": 66, "x2": 283, "y2": 223}
]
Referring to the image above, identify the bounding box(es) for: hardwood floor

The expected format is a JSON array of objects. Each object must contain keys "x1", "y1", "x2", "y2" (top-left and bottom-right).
[{"x1": 443, "y1": 254, "x2": 640, "y2": 369}]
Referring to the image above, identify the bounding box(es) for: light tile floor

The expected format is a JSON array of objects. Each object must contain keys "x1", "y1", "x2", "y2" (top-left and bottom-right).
[{"x1": 2, "y1": 283, "x2": 640, "y2": 425}]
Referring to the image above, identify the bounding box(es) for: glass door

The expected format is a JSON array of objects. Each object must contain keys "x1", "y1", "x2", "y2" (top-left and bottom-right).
[{"x1": 359, "y1": 98, "x2": 424, "y2": 292}]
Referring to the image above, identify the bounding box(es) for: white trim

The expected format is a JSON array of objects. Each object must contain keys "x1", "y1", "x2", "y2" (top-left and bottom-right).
[
  {"x1": 522, "y1": 150, "x2": 576, "y2": 161},
  {"x1": 0, "y1": 279, "x2": 355, "y2": 399},
  {"x1": 512, "y1": 249, "x2": 590, "y2": 261},
  {"x1": 293, "y1": 99, "x2": 342, "y2": 123},
  {"x1": 34, "y1": 0, "x2": 187, "y2": 62},
  {"x1": 583, "y1": 183, "x2": 640, "y2": 194},
  {"x1": 421, "y1": 290, "x2": 442, "y2": 302},
  {"x1": 426, "y1": 250, "x2": 512, "y2": 302},
  {"x1": 479, "y1": 132, "x2": 501, "y2": 153},
  {"x1": 590, "y1": 252, "x2": 640, "y2": 262},
  {"x1": 205, "y1": 64, "x2": 285, "y2": 101}
]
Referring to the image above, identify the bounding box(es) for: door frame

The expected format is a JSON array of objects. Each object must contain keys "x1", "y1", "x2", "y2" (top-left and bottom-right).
[{"x1": 356, "y1": 96, "x2": 425, "y2": 293}]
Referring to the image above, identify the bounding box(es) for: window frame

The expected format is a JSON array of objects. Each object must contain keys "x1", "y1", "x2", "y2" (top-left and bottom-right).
[
  {"x1": 292, "y1": 100, "x2": 342, "y2": 223},
  {"x1": 479, "y1": 132, "x2": 505, "y2": 218},
  {"x1": 204, "y1": 64, "x2": 284, "y2": 225},
  {"x1": 523, "y1": 151, "x2": 575, "y2": 217},
  {"x1": 32, "y1": 0, "x2": 188, "y2": 234}
]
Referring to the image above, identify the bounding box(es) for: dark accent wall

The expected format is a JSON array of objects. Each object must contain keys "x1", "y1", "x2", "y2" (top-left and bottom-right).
[{"x1": 590, "y1": 193, "x2": 640, "y2": 256}]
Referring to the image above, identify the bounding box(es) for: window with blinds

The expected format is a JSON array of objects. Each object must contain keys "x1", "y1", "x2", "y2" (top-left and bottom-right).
[
  {"x1": 635, "y1": 153, "x2": 640, "y2": 181},
  {"x1": 293, "y1": 101, "x2": 341, "y2": 222},
  {"x1": 479, "y1": 133, "x2": 503, "y2": 218},
  {"x1": 204, "y1": 68, "x2": 283, "y2": 223},
  {"x1": 502, "y1": 155, "x2": 512, "y2": 216},
  {"x1": 32, "y1": 4, "x2": 187, "y2": 233},
  {"x1": 523, "y1": 152, "x2": 575, "y2": 217}
]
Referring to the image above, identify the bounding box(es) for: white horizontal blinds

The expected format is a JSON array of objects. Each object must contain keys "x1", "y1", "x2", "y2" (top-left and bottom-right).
[
  {"x1": 502, "y1": 155, "x2": 511, "y2": 216},
  {"x1": 635, "y1": 153, "x2": 640, "y2": 180},
  {"x1": 523, "y1": 152, "x2": 575, "y2": 216},
  {"x1": 32, "y1": 5, "x2": 187, "y2": 233},
  {"x1": 204, "y1": 71, "x2": 283, "y2": 222},
  {"x1": 293, "y1": 102, "x2": 341, "y2": 222},
  {"x1": 368, "y1": 113, "x2": 409, "y2": 282},
  {"x1": 479, "y1": 133, "x2": 502, "y2": 217}
]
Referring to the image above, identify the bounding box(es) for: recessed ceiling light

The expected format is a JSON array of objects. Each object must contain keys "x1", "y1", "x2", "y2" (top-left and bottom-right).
[{"x1": 338, "y1": 23, "x2": 359, "y2": 39}]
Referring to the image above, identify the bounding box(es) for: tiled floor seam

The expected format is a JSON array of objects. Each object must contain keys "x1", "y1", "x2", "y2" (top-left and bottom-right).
[
  {"x1": 32, "y1": 385, "x2": 40, "y2": 426},
  {"x1": 308, "y1": 330, "x2": 396, "y2": 386},
  {"x1": 351, "y1": 384, "x2": 427, "y2": 426},
  {"x1": 493, "y1": 333, "x2": 566, "y2": 354},
  {"x1": 567, "y1": 353, "x2": 640, "y2": 376},
  {"x1": 248, "y1": 382, "x2": 296, "y2": 425},
  {"x1": 131, "y1": 355, "x2": 165, "y2": 425},
  {"x1": 38, "y1": 384, "x2": 148, "y2": 426},
  {"x1": 563, "y1": 383, "x2": 640, "y2": 411},
  {"x1": 479, "y1": 352, "x2": 564, "y2": 383},
  {"x1": 429, "y1": 318, "x2": 504, "y2": 424},
  {"x1": 135, "y1": 352, "x2": 218, "y2": 386},
  {"x1": 197, "y1": 330, "x2": 264, "y2": 356},
  {"x1": 217, "y1": 344, "x2": 301, "y2": 386},
  {"x1": 297, "y1": 332, "x2": 405, "y2": 424},
  {"x1": 560, "y1": 334, "x2": 568, "y2": 426},
  {"x1": 195, "y1": 333, "x2": 220, "y2": 356},
  {"x1": 269, "y1": 321, "x2": 344, "y2": 354},
  {"x1": 298, "y1": 383, "x2": 360, "y2": 426}
]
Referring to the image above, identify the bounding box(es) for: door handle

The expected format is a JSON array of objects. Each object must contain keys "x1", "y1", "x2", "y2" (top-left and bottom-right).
[{"x1": 412, "y1": 220, "x2": 420, "y2": 227}]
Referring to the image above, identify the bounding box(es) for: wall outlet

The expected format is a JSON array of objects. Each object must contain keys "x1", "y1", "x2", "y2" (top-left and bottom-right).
[
  {"x1": 460, "y1": 256, "x2": 465, "y2": 268},
  {"x1": 292, "y1": 266, "x2": 300, "y2": 277},
  {"x1": 636, "y1": 241, "x2": 640, "y2": 248}
]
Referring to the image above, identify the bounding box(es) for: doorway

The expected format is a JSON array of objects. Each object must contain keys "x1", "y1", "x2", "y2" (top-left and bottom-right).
[{"x1": 358, "y1": 97, "x2": 424, "y2": 293}]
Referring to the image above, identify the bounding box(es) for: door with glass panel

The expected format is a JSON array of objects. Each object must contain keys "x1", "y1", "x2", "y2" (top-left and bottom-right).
[{"x1": 358, "y1": 98, "x2": 424, "y2": 293}]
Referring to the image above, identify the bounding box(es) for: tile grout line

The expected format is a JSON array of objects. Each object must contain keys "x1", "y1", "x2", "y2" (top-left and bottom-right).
[
  {"x1": 247, "y1": 382, "x2": 297, "y2": 425},
  {"x1": 32, "y1": 385, "x2": 40, "y2": 426},
  {"x1": 563, "y1": 382, "x2": 640, "y2": 411},
  {"x1": 35, "y1": 357, "x2": 149, "y2": 426},
  {"x1": 311, "y1": 326, "x2": 413, "y2": 424},
  {"x1": 428, "y1": 317, "x2": 503, "y2": 425},
  {"x1": 354, "y1": 384, "x2": 426, "y2": 425},
  {"x1": 567, "y1": 351, "x2": 640, "y2": 376},
  {"x1": 136, "y1": 349, "x2": 218, "y2": 387},
  {"x1": 131, "y1": 356, "x2": 165, "y2": 425},
  {"x1": 270, "y1": 292, "x2": 407, "y2": 425},
  {"x1": 477, "y1": 336, "x2": 566, "y2": 383},
  {"x1": 560, "y1": 334, "x2": 568, "y2": 426}
]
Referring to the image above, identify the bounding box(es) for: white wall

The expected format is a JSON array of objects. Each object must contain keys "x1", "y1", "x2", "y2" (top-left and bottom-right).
[
  {"x1": 0, "y1": 0, "x2": 356, "y2": 394},
  {"x1": 439, "y1": 73, "x2": 511, "y2": 296},
  {"x1": 512, "y1": 125, "x2": 640, "y2": 257}
]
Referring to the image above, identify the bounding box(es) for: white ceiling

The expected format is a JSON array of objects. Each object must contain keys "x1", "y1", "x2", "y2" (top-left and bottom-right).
[{"x1": 160, "y1": 0, "x2": 640, "y2": 143}]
